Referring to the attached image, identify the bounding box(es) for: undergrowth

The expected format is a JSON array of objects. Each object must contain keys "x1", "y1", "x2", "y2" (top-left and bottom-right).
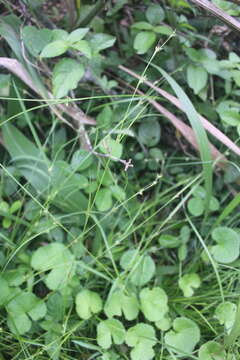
[{"x1": 0, "y1": 1, "x2": 240, "y2": 360}]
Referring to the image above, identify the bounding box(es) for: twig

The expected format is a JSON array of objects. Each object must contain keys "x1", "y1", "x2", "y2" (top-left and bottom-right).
[
  {"x1": 0, "y1": 57, "x2": 95, "y2": 126},
  {"x1": 189, "y1": 0, "x2": 240, "y2": 33}
]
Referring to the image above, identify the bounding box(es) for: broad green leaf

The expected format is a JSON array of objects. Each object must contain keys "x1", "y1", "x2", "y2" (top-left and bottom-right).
[
  {"x1": 165, "y1": 317, "x2": 200, "y2": 355},
  {"x1": 104, "y1": 290, "x2": 139, "y2": 320},
  {"x1": 97, "y1": 106, "x2": 113, "y2": 129},
  {"x1": 75, "y1": 289, "x2": 102, "y2": 319},
  {"x1": 110, "y1": 185, "x2": 126, "y2": 202},
  {"x1": 216, "y1": 101, "x2": 240, "y2": 126},
  {"x1": 97, "y1": 319, "x2": 125, "y2": 349},
  {"x1": 132, "y1": 22, "x2": 154, "y2": 30},
  {"x1": 159, "y1": 234, "x2": 181, "y2": 248},
  {"x1": 187, "y1": 197, "x2": 204, "y2": 216},
  {"x1": 153, "y1": 26, "x2": 173, "y2": 36},
  {"x1": 71, "y1": 40, "x2": 92, "y2": 58},
  {"x1": 155, "y1": 315, "x2": 172, "y2": 331},
  {"x1": 7, "y1": 312, "x2": 31, "y2": 335},
  {"x1": 146, "y1": 4, "x2": 165, "y2": 24},
  {"x1": 178, "y1": 273, "x2": 201, "y2": 297},
  {"x1": 120, "y1": 250, "x2": 155, "y2": 286},
  {"x1": 71, "y1": 149, "x2": 93, "y2": 171},
  {"x1": 134, "y1": 31, "x2": 156, "y2": 54},
  {"x1": 0, "y1": 277, "x2": 12, "y2": 306},
  {"x1": 6, "y1": 291, "x2": 46, "y2": 334},
  {"x1": 40, "y1": 40, "x2": 68, "y2": 58},
  {"x1": 22, "y1": 26, "x2": 52, "y2": 56},
  {"x1": 214, "y1": 302, "x2": 237, "y2": 333},
  {"x1": 99, "y1": 137, "x2": 123, "y2": 159},
  {"x1": 187, "y1": 65, "x2": 208, "y2": 95},
  {"x1": 31, "y1": 243, "x2": 75, "y2": 290},
  {"x1": 198, "y1": 341, "x2": 226, "y2": 360},
  {"x1": 52, "y1": 29, "x2": 68, "y2": 41},
  {"x1": 126, "y1": 323, "x2": 157, "y2": 360},
  {"x1": 67, "y1": 28, "x2": 89, "y2": 43},
  {"x1": 138, "y1": 119, "x2": 161, "y2": 146},
  {"x1": 140, "y1": 287, "x2": 168, "y2": 322},
  {"x1": 210, "y1": 227, "x2": 240, "y2": 263},
  {"x1": 210, "y1": 197, "x2": 220, "y2": 211},
  {"x1": 95, "y1": 189, "x2": 113, "y2": 212},
  {"x1": 52, "y1": 58, "x2": 85, "y2": 98},
  {"x1": 90, "y1": 33, "x2": 116, "y2": 53}
]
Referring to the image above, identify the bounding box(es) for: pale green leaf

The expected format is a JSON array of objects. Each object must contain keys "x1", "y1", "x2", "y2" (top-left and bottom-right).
[
  {"x1": 52, "y1": 58, "x2": 85, "y2": 98},
  {"x1": 134, "y1": 31, "x2": 156, "y2": 54},
  {"x1": 40, "y1": 40, "x2": 68, "y2": 58},
  {"x1": 75, "y1": 290, "x2": 102, "y2": 320}
]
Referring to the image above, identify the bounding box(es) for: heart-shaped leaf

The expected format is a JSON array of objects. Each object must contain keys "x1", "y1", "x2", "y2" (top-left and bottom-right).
[
  {"x1": 104, "y1": 289, "x2": 139, "y2": 320},
  {"x1": 178, "y1": 273, "x2": 201, "y2": 297},
  {"x1": 210, "y1": 227, "x2": 240, "y2": 263},
  {"x1": 75, "y1": 290, "x2": 102, "y2": 320},
  {"x1": 97, "y1": 319, "x2": 125, "y2": 349},
  {"x1": 198, "y1": 341, "x2": 226, "y2": 360},
  {"x1": 214, "y1": 302, "x2": 237, "y2": 333},
  {"x1": 140, "y1": 287, "x2": 168, "y2": 322},
  {"x1": 165, "y1": 317, "x2": 200, "y2": 355},
  {"x1": 31, "y1": 243, "x2": 75, "y2": 290},
  {"x1": 126, "y1": 323, "x2": 157, "y2": 360},
  {"x1": 187, "y1": 197, "x2": 204, "y2": 216}
]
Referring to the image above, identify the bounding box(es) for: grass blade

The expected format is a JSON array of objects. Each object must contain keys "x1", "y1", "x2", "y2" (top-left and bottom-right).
[{"x1": 153, "y1": 66, "x2": 213, "y2": 215}]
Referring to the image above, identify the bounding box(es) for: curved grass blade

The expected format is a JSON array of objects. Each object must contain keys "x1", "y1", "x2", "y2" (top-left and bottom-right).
[{"x1": 152, "y1": 65, "x2": 212, "y2": 215}]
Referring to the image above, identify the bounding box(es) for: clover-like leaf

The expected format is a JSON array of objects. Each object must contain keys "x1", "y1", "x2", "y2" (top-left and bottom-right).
[
  {"x1": 210, "y1": 227, "x2": 240, "y2": 263},
  {"x1": 187, "y1": 197, "x2": 204, "y2": 216},
  {"x1": 178, "y1": 273, "x2": 201, "y2": 297},
  {"x1": 104, "y1": 289, "x2": 139, "y2": 320},
  {"x1": 120, "y1": 250, "x2": 155, "y2": 286},
  {"x1": 31, "y1": 243, "x2": 75, "y2": 290},
  {"x1": 6, "y1": 291, "x2": 47, "y2": 335},
  {"x1": 155, "y1": 314, "x2": 172, "y2": 331},
  {"x1": 214, "y1": 302, "x2": 237, "y2": 333},
  {"x1": 97, "y1": 319, "x2": 125, "y2": 349},
  {"x1": 140, "y1": 287, "x2": 168, "y2": 322},
  {"x1": 198, "y1": 341, "x2": 226, "y2": 360},
  {"x1": 165, "y1": 317, "x2": 200, "y2": 355},
  {"x1": 75, "y1": 289, "x2": 102, "y2": 320},
  {"x1": 126, "y1": 323, "x2": 157, "y2": 360}
]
